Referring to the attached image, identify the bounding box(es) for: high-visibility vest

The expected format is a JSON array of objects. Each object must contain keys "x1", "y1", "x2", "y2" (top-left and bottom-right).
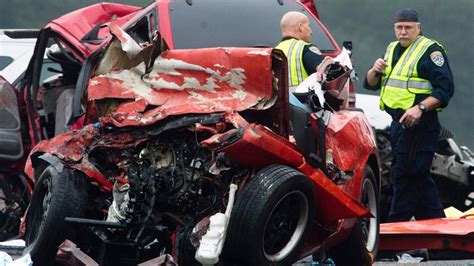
[
  {"x1": 276, "y1": 38, "x2": 309, "y2": 88},
  {"x1": 380, "y1": 36, "x2": 441, "y2": 110}
]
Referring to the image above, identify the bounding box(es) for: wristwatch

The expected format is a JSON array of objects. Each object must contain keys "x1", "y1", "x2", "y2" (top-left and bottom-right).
[{"x1": 418, "y1": 103, "x2": 427, "y2": 112}]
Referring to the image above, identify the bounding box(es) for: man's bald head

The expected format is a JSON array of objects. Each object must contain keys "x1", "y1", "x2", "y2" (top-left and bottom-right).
[{"x1": 280, "y1": 11, "x2": 312, "y2": 42}]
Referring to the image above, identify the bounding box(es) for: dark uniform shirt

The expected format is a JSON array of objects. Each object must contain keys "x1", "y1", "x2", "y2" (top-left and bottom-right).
[{"x1": 281, "y1": 36, "x2": 323, "y2": 75}]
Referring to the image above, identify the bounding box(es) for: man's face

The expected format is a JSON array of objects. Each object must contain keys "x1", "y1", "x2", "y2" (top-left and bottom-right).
[
  {"x1": 394, "y1": 22, "x2": 421, "y2": 47},
  {"x1": 298, "y1": 17, "x2": 312, "y2": 43}
]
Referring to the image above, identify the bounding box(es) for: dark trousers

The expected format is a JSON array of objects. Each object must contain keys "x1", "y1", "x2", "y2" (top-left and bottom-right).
[{"x1": 387, "y1": 120, "x2": 445, "y2": 222}]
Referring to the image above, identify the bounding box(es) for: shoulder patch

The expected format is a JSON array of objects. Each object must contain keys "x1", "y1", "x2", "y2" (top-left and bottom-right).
[
  {"x1": 308, "y1": 46, "x2": 322, "y2": 55},
  {"x1": 430, "y1": 51, "x2": 444, "y2": 67}
]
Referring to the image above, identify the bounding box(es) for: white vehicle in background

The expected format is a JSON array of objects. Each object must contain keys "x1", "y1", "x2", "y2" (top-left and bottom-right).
[
  {"x1": 356, "y1": 93, "x2": 474, "y2": 221},
  {"x1": 1, "y1": 30, "x2": 59, "y2": 85},
  {"x1": 0, "y1": 30, "x2": 37, "y2": 83}
]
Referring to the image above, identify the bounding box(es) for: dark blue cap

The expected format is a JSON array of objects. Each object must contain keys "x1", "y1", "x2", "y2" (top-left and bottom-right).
[{"x1": 394, "y1": 8, "x2": 419, "y2": 22}]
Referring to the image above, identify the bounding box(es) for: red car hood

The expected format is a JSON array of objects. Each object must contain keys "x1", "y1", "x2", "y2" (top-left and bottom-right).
[{"x1": 88, "y1": 36, "x2": 276, "y2": 127}]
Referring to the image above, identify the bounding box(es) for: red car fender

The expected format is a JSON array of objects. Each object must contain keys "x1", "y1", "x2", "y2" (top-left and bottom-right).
[
  {"x1": 325, "y1": 110, "x2": 378, "y2": 200},
  {"x1": 206, "y1": 123, "x2": 370, "y2": 223},
  {"x1": 25, "y1": 125, "x2": 114, "y2": 191}
]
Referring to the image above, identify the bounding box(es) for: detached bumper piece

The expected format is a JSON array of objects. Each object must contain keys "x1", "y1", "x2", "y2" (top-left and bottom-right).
[{"x1": 379, "y1": 218, "x2": 474, "y2": 259}]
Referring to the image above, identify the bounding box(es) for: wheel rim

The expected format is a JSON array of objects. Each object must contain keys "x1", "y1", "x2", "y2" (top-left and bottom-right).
[
  {"x1": 262, "y1": 190, "x2": 309, "y2": 261},
  {"x1": 361, "y1": 178, "x2": 377, "y2": 252},
  {"x1": 29, "y1": 167, "x2": 54, "y2": 242}
]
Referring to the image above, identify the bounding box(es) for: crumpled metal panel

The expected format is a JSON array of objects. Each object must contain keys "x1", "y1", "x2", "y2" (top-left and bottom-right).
[
  {"x1": 25, "y1": 124, "x2": 148, "y2": 191},
  {"x1": 326, "y1": 110, "x2": 376, "y2": 171},
  {"x1": 89, "y1": 46, "x2": 275, "y2": 127},
  {"x1": 324, "y1": 110, "x2": 378, "y2": 199},
  {"x1": 46, "y1": 3, "x2": 142, "y2": 58}
]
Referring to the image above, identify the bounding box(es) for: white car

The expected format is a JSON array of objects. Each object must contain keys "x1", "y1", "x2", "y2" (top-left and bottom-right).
[
  {"x1": 355, "y1": 93, "x2": 391, "y2": 130},
  {"x1": 0, "y1": 30, "x2": 37, "y2": 83}
]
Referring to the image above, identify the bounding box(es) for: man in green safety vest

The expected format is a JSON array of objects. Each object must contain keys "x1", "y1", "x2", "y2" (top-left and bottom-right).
[
  {"x1": 364, "y1": 8, "x2": 455, "y2": 222},
  {"x1": 276, "y1": 11, "x2": 332, "y2": 93},
  {"x1": 275, "y1": 11, "x2": 334, "y2": 160}
]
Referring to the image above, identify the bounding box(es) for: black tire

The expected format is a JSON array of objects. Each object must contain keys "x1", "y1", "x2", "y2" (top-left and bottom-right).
[
  {"x1": 375, "y1": 129, "x2": 393, "y2": 223},
  {"x1": 329, "y1": 166, "x2": 379, "y2": 266},
  {"x1": 222, "y1": 165, "x2": 315, "y2": 266},
  {"x1": 24, "y1": 165, "x2": 88, "y2": 265}
]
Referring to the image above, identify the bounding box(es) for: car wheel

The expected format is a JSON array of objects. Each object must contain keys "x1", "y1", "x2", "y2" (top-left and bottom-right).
[
  {"x1": 330, "y1": 166, "x2": 379, "y2": 265},
  {"x1": 223, "y1": 165, "x2": 315, "y2": 266},
  {"x1": 24, "y1": 165, "x2": 87, "y2": 265}
]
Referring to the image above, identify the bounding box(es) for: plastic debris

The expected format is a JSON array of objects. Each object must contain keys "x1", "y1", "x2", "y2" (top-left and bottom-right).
[
  {"x1": 310, "y1": 258, "x2": 335, "y2": 266},
  {"x1": 0, "y1": 251, "x2": 32, "y2": 266},
  {"x1": 195, "y1": 184, "x2": 238, "y2": 265},
  {"x1": 396, "y1": 253, "x2": 424, "y2": 263},
  {"x1": 0, "y1": 251, "x2": 13, "y2": 264}
]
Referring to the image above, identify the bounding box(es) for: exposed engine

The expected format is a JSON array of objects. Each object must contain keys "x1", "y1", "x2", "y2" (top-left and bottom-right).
[{"x1": 97, "y1": 130, "x2": 238, "y2": 258}]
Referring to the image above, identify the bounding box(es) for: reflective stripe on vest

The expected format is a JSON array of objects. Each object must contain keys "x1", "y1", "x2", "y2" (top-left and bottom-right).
[
  {"x1": 380, "y1": 36, "x2": 438, "y2": 110},
  {"x1": 276, "y1": 39, "x2": 309, "y2": 87}
]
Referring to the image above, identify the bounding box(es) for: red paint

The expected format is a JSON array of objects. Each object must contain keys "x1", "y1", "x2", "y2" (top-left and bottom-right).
[
  {"x1": 25, "y1": 124, "x2": 149, "y2": 191},
  {"x1": 158, "y1": 1, "x2": 173, "y2": 48},
  {"x1": 379, "y1": 218, "x2": 474, "y2": 253},
  {"x1": 14, "y1": 1, "x2": 379, "y2": 262},
  {"x1": 46, "y1": 3, "x2": 141, "y2": 59},
  {"x1": 89, "y1": 48, "x2": 274, "y2": 127}
]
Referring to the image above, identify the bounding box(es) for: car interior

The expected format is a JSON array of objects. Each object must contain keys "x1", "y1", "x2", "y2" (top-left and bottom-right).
[{"x1": 35, "y1": 38, "x2": 81, "y2": 138}]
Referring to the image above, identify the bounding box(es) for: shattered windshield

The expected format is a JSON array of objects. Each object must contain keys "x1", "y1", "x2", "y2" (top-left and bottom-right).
[{"x1": 169, "y1": 0, "x2": 336, "y2": 52}]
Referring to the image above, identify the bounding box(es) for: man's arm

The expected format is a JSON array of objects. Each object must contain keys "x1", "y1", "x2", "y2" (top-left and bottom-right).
[
  {"x1": 302, "y1": 45, "x2": 323, "y2": 75},
  {"x1": 419, "y1": 45, "x2": 455, "y2": 108},
  {"x1": 366, "y1": 58, "x2": 388, "y2": 87},
  {"x1": 399, "y1": 45, "x2": 455, "y2": 127},
  {"x1": 399, "y1": 96, "x2": 442, "y2": 127}
]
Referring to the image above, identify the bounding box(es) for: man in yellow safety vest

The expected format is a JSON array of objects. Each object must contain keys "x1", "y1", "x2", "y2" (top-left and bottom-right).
[
  {"x1": 365, "y1": 8, "x2": 455, "y2": 222},
  {"x1": 275, "y1": 11, "x2": 333, "y2": 160},
  {"x1": 276, "y1": 11, "x2": 328, "y2": 93}
]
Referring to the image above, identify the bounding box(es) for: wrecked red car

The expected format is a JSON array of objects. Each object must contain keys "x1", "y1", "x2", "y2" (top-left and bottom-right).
[{"x1": 1, "y1": 0, "x2": 380, "y2": 265}]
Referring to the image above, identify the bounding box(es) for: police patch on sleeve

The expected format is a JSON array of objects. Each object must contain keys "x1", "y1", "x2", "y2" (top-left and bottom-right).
[
  {"x1": 308, "y1": 46, "x2": 322, "y2": 55},
  {"x1": 430, "y1": 51, "x2": 445, "y2": 67}
]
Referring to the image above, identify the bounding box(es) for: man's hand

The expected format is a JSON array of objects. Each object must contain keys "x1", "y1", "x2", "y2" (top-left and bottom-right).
[
  {"x1": 371, "y1": 58, "x2": 388, "y2": 74},
  {"x1": 399, "y1": 105, "x2": 422, "y2": 128},
  {"x1": 366, "y1": 58, "x2": 388, "y2": 86},
  {"x1": 316, "y1": 56, "x2": 335, "y2": 72},
  {"x1": 316, "y1": 56, "x2": 335, "y2": 82}
]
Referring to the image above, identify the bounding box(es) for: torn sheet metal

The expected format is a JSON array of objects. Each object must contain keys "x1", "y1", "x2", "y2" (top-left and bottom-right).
[
  {"x1": 46, "y1": 3, "x2": 142, "y2": 58},
  {"x1": 88, "y1": 45, "x2": 275, "y2": 127},
  {"x1": 109, "y1": 22, "x2": 143, "y2": 59},
  {"x1": 325, "y1": 110, "x2": 376, "y2": 172},
  {"x1": 24, "y1": 124, "x2": 147, "y2": 191},
  {"x1": 379, "y1": 218, "x2": 474, "y2": 253},
  {"x1": 319, "y1": 110, "x2": 378, "y2": 203}
]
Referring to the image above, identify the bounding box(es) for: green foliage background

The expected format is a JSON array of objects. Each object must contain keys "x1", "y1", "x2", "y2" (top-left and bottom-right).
[{"x1": 0, "y1": 0, "x2": 472, "y2": 147}]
